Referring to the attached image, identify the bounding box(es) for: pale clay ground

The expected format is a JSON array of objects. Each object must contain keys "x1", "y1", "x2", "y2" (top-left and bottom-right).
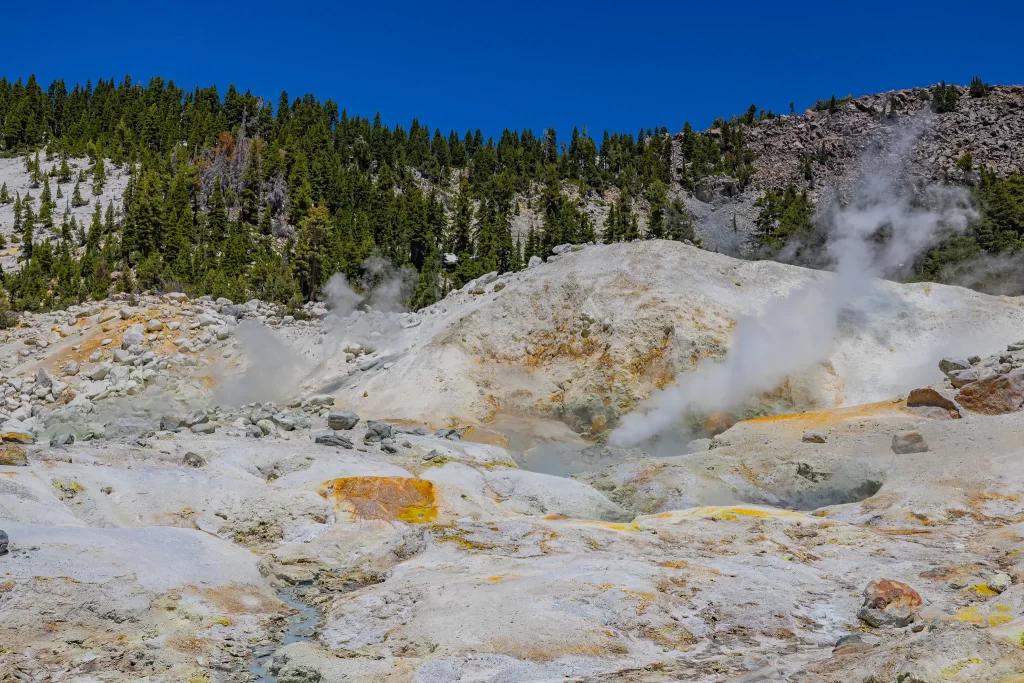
[{"x1": 1, "y1": 240, "x2": 1024, "y2": 681}]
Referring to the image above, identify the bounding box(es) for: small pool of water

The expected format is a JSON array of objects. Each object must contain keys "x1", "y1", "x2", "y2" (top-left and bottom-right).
[{"x1": 248, "y1": 586, "x2": 322, "y2": 682}]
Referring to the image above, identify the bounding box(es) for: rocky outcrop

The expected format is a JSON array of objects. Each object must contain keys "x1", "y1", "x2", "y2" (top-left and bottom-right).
[
  {"x1": 957, "y1": 367, "x2": 1024, "y2": 414},
  {"x1": 739, "y1": 85, "x2": 1024, "y2": 197}
]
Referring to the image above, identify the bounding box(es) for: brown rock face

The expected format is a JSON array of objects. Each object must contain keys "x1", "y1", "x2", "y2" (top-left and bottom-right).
[
  {"x1": 906, "y1": 388, "x2": 960, "y2": 419},
  {"x1": 863, "y1": 579, "x2": 923, "y2": 610},
  {"x1": 957, "y1": 369, "x2": 1024, "y2": 415}
]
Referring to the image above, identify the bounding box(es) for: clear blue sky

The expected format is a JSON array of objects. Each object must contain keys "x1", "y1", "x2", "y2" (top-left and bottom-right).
[{"x1": 7, "y1": 0, "x2": 1024, "y2": 140}]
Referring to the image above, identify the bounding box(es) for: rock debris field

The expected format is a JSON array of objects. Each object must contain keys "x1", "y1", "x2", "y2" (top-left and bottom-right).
[{"x1": 3, "y1": 241, "x2": 1024, "y2": 682}]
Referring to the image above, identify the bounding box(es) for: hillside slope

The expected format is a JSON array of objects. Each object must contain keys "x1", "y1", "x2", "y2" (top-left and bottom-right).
[{"x1": 275, "y1": 240, "x2": 1024, "y2": 437}]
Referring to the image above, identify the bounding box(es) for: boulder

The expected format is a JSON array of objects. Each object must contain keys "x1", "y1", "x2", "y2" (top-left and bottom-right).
[
  {"x1": 802, "y1": 432, "x2": 827, "y2": 443},
  {"x1": 246, "y1": 424, "x2": 264, "y2": 439},
  {"x1": 0, "y1": 444, "x2": 28, "y2": 466},
  {"x1": 892, "y1": 431, "x2": 928, "y2": 454},
  {"x1": 364, "y1": 420, "x2": 394, "y2": 442},
  {"x1": 191, "y1": 422, "x2": 216, "y2": 435},
  {"x1": 327, "y1": 410, "x2": 360, "y2": 430},
  {"x1": 256, "y1": 419, "x2": 276, "y2": 436},
  {"x1": 87, "y1": 363, "x2": 112, "y2": 381},
  {"x1": 949, "y1": 369, "x2": 979, "y2": 388},
  {"x1": 906, "y1": 387, "x2": 960, "y2": 419},
  {"x1": 49, "y1": 433, "x2": 75, "y2": 447},
  {"x1": 62, "y1": 360, "x2": 80, "y2": 376},
  {"x1": 857, "y1": 578, "x2": 922, "y2": 628},
  {"x1": 315, "y1": 433, "x2": 354, "y2": 449},
  {"x1": 0, "y1": 528, "x2": 7, "y2": 555},
  {"x1": 146, "y1": 319, "x2": 164, "y2": 332},
  {"x1": 121, "y1": 324, "x2": 146, "y2": 349},
  {"x1": 528, "y1": 255, "x2": 543, "y2": 268},
  {"x1": 938, "y1": 356, "x2": 971, "y2": 376},
  {"x1": 957, "y1": 368, "x2": 1024, "y2": 415},
  {"x1": 183, "y1": 409, "x2": 209, "y2": 428},
  {"x1": 34, "y1": 368, "x2": 52, "y2": 389},
  {"x1": 160, "y1": 415, "x2": 184, "y2": 431},
  {"x1": 183, "y1": 452, "x2": 206, "y2": 467}
]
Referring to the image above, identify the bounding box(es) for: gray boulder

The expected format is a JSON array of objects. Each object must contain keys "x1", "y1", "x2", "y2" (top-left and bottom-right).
[
  {"x1": 121, "y1": 324, "x2": 146, "y2": 350},
  {"x1": 949, "y1": 368, "x2": 979, "y2": 388},
  {"x1": 183, "y1": 452, "x2": 206, "y2": 467},
  {"x1": 802, "y1": 432, "x2": 827, "y2": 443},
  {"x1": 246, "y1": 424, "x2": 264, "y2": 439},
  {"x1": 528, "y1": 255, "x2": 543, "y2": 268},
  {"x1": 327, "y1": 410, "x2": 360, "y2": 430},
  {"x1": 160, "y1": 415, "x2": 184, "y2": 431},
  {"x1": 0, "y1": 529, "x2": 7, "y2": 555},
  {"x1": 364, "y1": 420, "x2": 394, "y2": 442},
  {"x1": 34, "y1": 368, "x2": 52, "y2": 389},
  {"x1": 892, "y1": 431, "x2": 928, "y2": 454},
  {"x1": 191, "y1": 422, "x2": 216, "y2": 435},
  {"x1": 183, "y1": 409, "x2": 209, "y2": 428},
  {"x1": 49, "y1": 433, "x2": 75, "y2": 447},
  {"x1": 62, "y1": 360, "x2": 80, "y2": 376},
  {"x1": 316, "y1": 433, "x2": 354, "y2": 449},
  {"x1": 938, "y1": 356, "x2": 971, "y2": 376}
]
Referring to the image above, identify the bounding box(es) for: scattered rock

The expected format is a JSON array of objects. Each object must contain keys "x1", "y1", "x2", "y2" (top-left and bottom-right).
[
  {"x1": 87, "y1": 363, "x2": 112, "y2": 380},
  {"x1": 183, "y1": 409, "x2": 210, "y2": 428},
  {"x1": 315, "y1": 432, "x2": 354, "y2": 448},
  {"x1": 987, "y1": 572, "x2": 1012, "y2": 594},
  {"x1": 528, "y1": 255, "x2": 543, "y2": 268},
  {"x1": 49, "y1": 433, "x2": 75, "y2": 447},
  {"x1": 246, "y1": 424, "x2": 264, "y2": 438},
  {"x1": 938, "y1": 357, "x2": 971, "y2": 376},
  {"x1": 802, "y1": 432, "x2": 827, "y2": 443},
  {"x1": 380, "y1": 438, "x2": 398, "y2": 453},
  {"x1": 957, "y1": 368, "x2": 1024, "y2": 415},
  {"x1": 0, "y1": 528, "x2": 7, "y2": 555},
  {"x1": 892, "y1": 431, "x2": 928, "y2": 454},
  {"x1": 160, "y1": 415, "x2": 184, "y2": 431},
  {"x1": 948, "y1": 368, "x2": 979, "y2": 388},
  {"x1": 364, "y1": 420, "x2": 394, "y2": 442},
  {"x1": 327, "y1": 410, "x2": 360, "y2": 430},
  {"x1": 62, "y1": 360, "x2": 80, "y2": 376},
  {"x1": 256, "y1": 419, "x2": 277, "y2": 436},
  {"x1": 857, "y1": 578, "x2": 922, "y2": 628},
  {"x1": 906, "y1": 387, "x2": 961, "y2": 419},
  {"x1": 191, "y1": 422, "x2": 216, "y2": 435},
  {"x1": 183, "y1": 452, "x2": 206, "y2": 467},
  {"x1": 0, "y1": 444, "x2": 28, "y2": 466},
  {"x1": 121, "y1": 324, "x2": 146, "y2": 349}
]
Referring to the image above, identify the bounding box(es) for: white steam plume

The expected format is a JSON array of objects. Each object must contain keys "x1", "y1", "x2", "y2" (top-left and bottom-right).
[{"x1": 610, "y1": 121, "x2": 975, "y2": 448}]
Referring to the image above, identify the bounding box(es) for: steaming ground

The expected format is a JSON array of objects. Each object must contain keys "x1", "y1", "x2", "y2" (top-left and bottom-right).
[
  {"x1": 3, "y1": 243, "x2": 1024, "y2": 681},
  {"x1": 269, "y1": 241, "x2": 1024, "y2": 448}
]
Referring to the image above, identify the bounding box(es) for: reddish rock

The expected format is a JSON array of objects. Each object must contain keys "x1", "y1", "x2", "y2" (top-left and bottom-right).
[
  {"x1": 957, "y1": 368, "x2": 1024, "y2": 415},
  {"x1": 906, "y1": 388, "x2": 960, "y2": 419},
  {"x1": 863, "y1": 579, "x2": 922, "y2": 610},
  {"x1": 858, "y1": 578, "x2": 922, "y2": 628}
]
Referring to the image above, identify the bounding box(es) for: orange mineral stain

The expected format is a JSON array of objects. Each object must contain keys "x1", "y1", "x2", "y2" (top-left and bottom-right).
[{"x1": 320, "y1": 476, "x2": 438, "y2": 523}]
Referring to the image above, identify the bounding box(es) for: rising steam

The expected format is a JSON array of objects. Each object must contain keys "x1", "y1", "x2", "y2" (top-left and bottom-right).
[{"x1": 610, "y1": 121, "x2": 976, "y2": 448}]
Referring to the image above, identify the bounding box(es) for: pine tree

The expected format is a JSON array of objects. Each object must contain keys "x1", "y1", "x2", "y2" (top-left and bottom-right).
[
  {"x1": 294, "y1": 206, "x2": 332, "y2": 300},
  {"x1": 71, "y1": 180, "x2": 87, "y2": 207},
  {"x1": 0, "y1": 183, "x2": 9, "y2": 204},
  {"x1": 92, "y1": 157, "x2": 106, "y2": 195},
  {"x1": 57, "y1": 157, "x2": 72, "y2": 183}
]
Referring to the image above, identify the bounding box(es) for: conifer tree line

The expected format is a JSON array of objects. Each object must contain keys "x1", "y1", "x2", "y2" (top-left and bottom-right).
[{"x1": 0, "y1": 74, "x2": 755, "y2": 313}]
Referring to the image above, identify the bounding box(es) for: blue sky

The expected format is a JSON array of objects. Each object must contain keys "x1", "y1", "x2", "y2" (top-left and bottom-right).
[{"x1": 6, "y1": 0, "x2": 1024, "y2": 140}]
